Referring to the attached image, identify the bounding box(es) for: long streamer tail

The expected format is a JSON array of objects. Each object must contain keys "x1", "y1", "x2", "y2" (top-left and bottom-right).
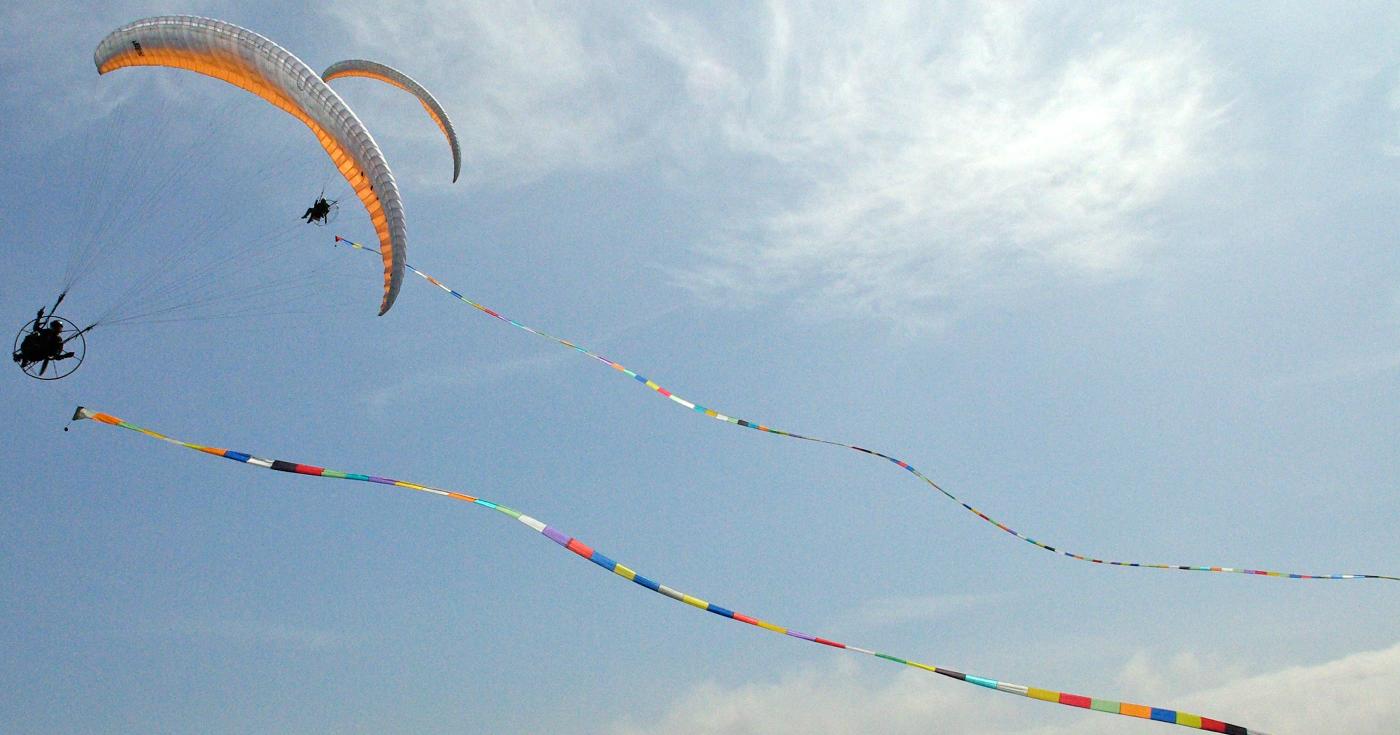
[
  {"x1": 72, "y1": 406, "x2": 1272, "y2": 734},
  {"x1": 332, "y1": 236, "x2": 1397, "y2": 582}
]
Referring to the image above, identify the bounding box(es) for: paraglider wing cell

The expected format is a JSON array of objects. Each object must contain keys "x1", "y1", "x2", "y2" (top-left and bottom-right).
[{"x1": 93, "y1": 15, "x2": 407, "y2": 314}]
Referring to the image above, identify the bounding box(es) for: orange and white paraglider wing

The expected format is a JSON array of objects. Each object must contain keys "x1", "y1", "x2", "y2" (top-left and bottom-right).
[
  {"x1": 323, "y1": 59, "x2": 462, "y2": 184},
  {"x1": 94, "y1": 15, "x2": 406, "y2": 315}
]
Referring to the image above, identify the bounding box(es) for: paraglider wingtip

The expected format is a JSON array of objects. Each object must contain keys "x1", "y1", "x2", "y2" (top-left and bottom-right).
[{"x1": 72, "y1": 406, "x2": 90, "y2": 421}]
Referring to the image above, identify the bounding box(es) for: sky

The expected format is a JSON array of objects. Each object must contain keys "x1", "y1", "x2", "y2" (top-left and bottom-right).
[{"x1": 2, "y1": 2, "x2": 1398, "y2": 733}]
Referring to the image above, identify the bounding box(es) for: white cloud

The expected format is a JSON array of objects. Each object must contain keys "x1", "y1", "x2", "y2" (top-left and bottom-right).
[
  {"x1": 358, "y1": 350, "x2": 572, "y2": 410},
  {"x1": 1387, "y1": 74, "x2": 1400, "y2": 157},
  {"x1": 608, "y1": 659, "x2": 1032, "y2": 735},
  {"x1": 1169, "y1": 642, "x2": 1400, "y2": 735},
  {"x1": 324, "y1": 1, "x2": 660, "y2": 188},
  {"x1": 0, "y1": 1, "x2": 234, "y2": 137},
  {"x1": 839, "y1": 593, "x2": 985, "y2": 629},
  {"x1": 1264, "y1": 350, "x2": 1400, "y2": 392},
  {"x1": 651, "y1": 3, "x2": 1223, "y2": 327},
  {"x1": 606, "y1": 640, "x2": 1400, "y2": 735},
  {"x1": 324, "y1": 2, "x2": 1222, "y2": 329},
  {"x1": 1112, "y1": 649, "x2": 1249, "y2": 705},
  {"x1": 356, "y1": 297, "x2": 683, "y2": 410}
]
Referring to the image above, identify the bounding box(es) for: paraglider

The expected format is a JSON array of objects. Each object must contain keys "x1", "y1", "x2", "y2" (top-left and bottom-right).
[
  {"x1": 93, "y1": 15, "x2": 409, "y2": 315},
  {"x1": 13, "y1": 314, "x2": 76, "y2": 377},
  {"x1": 322, "y1": 59, "x2": 462, "y2": 183},
  {"x1": 301, "y1": 195, "x2": 338, "y2": 225},
  {"x1": 13, "y1": 297, "x2": 89, "y2": 380},
  {"x1": 10, "y1": 16, "x2": 420, "y2": 377}
]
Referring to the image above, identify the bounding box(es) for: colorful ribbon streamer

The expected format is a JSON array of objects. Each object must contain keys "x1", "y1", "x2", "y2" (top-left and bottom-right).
[
  {"x1": 72, "y1": 406, "x2": 1271, "y2": 734},
  {"x1": 333, "y1": 237, "x2": 1397, "y2": 582}
]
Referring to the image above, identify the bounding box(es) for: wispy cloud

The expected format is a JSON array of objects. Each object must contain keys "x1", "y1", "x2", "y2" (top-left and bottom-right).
[
  {"x1": 325, "y1": 2, "x2": 1222, "y2": 330},
  {"x1": 357, "y1": 299, "x2": 684, "y2": 410},
  {"x1": 652, "y1": 3, "x2": 1223, "y2": 328},
  {"x1": 1387, "y1": 72, "x2": 1400, "y2": 157},
  {"x1": 1158, "y1": 641, "x2": 1400, "y2": 735},
  {"x1": 359, "y1": 350, "x2": 575, "y2": 411},
  {"x1": 837, "y1": 593, "x2": 985, "y2": 629},
  {"x1": 608, "y1": 658, "x2": 1025, "y2": 735},
  {"x1": 1264, "y1": 349, "x2": 1400, "y2": 392},
  {"x1": 0, "y1": 1, "x2": 232, "y2": 138},
  {"x1": 607, "y1": 640, "x2": 1400, "y2": 735},
  {"x1": 324, "y1": 1, "x2": 661, "y2": 188}
]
